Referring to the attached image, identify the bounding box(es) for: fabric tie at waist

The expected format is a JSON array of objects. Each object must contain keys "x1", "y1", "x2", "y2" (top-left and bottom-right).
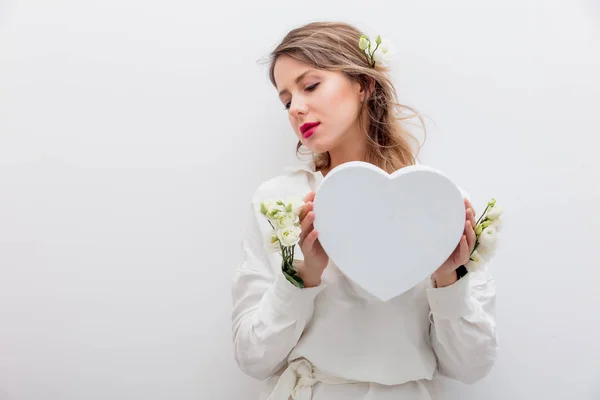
[{"x1": 266, "y1": 358, "x2": 359, "y2": 400}]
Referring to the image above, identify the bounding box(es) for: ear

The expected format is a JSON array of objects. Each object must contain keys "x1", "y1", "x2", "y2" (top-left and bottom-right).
[{"x1": 359, "y1": 77, "x2": 376, "y2": 102}]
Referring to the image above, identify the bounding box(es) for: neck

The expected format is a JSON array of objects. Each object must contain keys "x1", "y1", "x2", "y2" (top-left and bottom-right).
[
  {"x1": 320, "y1": 119, "x2": 368, "y2": 176},
  {"x1": 329, "y1": 145, "x2": 366, "y2": 171}
]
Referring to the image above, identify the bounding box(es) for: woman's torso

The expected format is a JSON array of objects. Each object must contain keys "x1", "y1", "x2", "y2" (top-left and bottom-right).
[{"x1": 252, "y1": 163, "x2": 445, "y2": 399}]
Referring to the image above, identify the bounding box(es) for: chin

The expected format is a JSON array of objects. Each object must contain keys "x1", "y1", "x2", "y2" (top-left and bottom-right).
[
  {"x1": 304, "y1": 141, "x2": 331, "y2": 155},
  {"x1": 301, "y1": 134, "x2": 336, "y2": 154}
]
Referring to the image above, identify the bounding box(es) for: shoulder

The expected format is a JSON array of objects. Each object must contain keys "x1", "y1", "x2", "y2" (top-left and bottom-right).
[
  {"x1": 244, "y1": 166, "x2": 312, "y2": 246},
  {"x1": 251, "y1": 171, "x2": 307, "y2": 208},
  {"x1": 250, "y1": 160, "x2": 316, "y2": 207}
]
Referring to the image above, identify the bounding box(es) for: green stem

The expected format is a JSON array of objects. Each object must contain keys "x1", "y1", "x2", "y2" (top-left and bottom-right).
[
  {"x1": 280, "y1": 245, "x2": 304, "y2": 288},
  {"x1": 475, "y1": 204, "x2": 490, "y2": 226},
  {"x1": 472, "y1": 241, "x2": 479, "y2": 255},
  {"x1": 369, "y1": 41, "x2": 379, "y2": 67}
]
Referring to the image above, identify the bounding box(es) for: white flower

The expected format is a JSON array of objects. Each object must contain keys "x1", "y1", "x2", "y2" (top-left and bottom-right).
[
  {"x1": 489, "y1": 217, "x2": 503, "y2": 232},
  {"x1": 465, "y1": 250, "x2": 485, "y2": 272},
  {"x1": 478, "y1": 226, "x2": 498, "y2": 250},
  {"x1": 372, "y1": 39, "x2": 395, "y2": 65},
  {"x1": 284, "y1": 196, "x2": 304, "y2": 216},
  {"x1": 486, "y1": 205, "x2": 504, "y2": 220},
  {"x1": 265, "y1": 233, "x2": 281, "y2": 253},
  {"x1": 477, "y1": 242, "x2": 497, "y2": 259},
  {"x1": 277, "y1": 225, "x2": 302, "y2": 247},
  {"x1": 273, "y1": 211, "x2": 299, "y2": 229},
  {"x1": 261, "y1": 200, "x2": 285, "y2": 219}
]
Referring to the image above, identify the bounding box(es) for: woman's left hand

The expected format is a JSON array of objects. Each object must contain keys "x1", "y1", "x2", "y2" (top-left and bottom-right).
[{"x1": 433, "y1": 198, "x2": 477, "y2": 288}]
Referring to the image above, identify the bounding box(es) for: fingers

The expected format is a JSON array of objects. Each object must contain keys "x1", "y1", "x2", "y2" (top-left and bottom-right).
[
  {"x1": 465, "y1": 220, "x2": 476, "y2": 253},
  {"x1": 450, "y1": 235, "x2": 467, "y2": 266},
  {"x1": 299, "y1": 200, "x2": 313, "y2": 222},
  {"x1": 464, "y1": 197, "x2": 474, "y2": 212},
  {"x1": 466, "y1": 207, "x2": 476, "y2": 230},
  {"x1": 299, "y1": 210, "x2": 315, "y2": 247},
  {"x1": 458, "y1": 235, "x2": 469, "y2": 265},
  {"x1": 302, "y1": 229, "x2": 319, "y2": 251},
  {"x1": 300, "y1": 192, "x2": 315, "y2": 221},
  {"x1": 439, "y1": 234, "x2": 468, "y2": 275},
  {"x1": 464, "y1": 198, "x2": 476, "y2": 227},
  {"x1": 304, "y1": 191, "x2": 316, "y2": 203},
  {"x1": 299, "y1": 192, "x2": 317, "y2": 248}
]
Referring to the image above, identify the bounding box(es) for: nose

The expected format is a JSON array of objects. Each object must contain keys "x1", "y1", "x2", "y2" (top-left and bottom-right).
[{"x1": 289, "y1": 96, "x2": 308, "y2": 118}]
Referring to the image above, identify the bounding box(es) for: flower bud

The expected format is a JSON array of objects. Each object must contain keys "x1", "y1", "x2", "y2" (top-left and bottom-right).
[
  {"x1": 359, "y1": 36, "x2": 369, "y2": 51},
  {"x1": 486, "y1": 205, "x2": 504, "y2": 220},
  {"x1": 475, "y1": 225, "x2": 483, "y2": 236}
]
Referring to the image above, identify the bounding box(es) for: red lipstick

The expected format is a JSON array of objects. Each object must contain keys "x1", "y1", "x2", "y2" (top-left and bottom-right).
[{"x1": 300, "y1": 122, "x2": 320, "y2": 139}]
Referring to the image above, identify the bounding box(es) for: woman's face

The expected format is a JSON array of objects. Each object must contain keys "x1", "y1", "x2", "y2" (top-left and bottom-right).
[{"x1": 273, "y1": 55, "x2": 366, "y2": 155}]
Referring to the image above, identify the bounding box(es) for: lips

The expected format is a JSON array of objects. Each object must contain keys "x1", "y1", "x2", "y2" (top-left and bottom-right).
[{"x1": 300, "y1": 122, "x2": 320, "y2": 138}]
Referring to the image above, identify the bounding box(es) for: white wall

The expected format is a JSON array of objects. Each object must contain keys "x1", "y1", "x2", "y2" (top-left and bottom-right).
[{"x1": 1, "y1": 0, "x2": 599, "y2": 399}]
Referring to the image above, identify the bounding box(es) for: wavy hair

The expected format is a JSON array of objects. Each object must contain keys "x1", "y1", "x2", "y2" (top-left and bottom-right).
[{"x1": 268, "y1": 21, "x2": 426, "y2": 173}]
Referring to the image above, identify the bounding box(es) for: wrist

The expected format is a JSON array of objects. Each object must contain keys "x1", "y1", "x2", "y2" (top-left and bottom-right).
[
  {"x1": 433, "y1": 270, "x2": 458, "y2": 288},
  {"x1": 295, "y1": 260, "x2": 322, "y2": 288}
]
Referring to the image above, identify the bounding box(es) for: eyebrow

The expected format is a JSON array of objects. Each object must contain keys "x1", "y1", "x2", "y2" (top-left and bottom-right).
[{"x1": 278, "y1": 70, "x2": 315, "y2": 97}]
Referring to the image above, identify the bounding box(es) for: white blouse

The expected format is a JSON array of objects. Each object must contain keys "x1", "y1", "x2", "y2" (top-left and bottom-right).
[{"x1": 231, "y1": 160, "x2": 498, "y2": 400}]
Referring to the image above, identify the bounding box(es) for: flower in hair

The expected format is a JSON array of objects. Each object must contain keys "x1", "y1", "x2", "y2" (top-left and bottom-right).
[{"x1": 359, "y1": 34, "x2": 395, "y2": 67}]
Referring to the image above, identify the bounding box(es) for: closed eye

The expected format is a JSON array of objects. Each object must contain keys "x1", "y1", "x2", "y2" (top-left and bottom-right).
[
  {"x1": 306, "y1": 82, "x2": 319, "y2": 92},
  {"x1": 284, "y1": 83, "x2": 320, "y2": 111}
]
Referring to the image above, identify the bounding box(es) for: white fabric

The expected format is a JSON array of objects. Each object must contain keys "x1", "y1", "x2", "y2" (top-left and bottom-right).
[
  {"x1": 231, "y1": 160, "x2": 498, "y2": 400},
  {"x1": 266, "y1": 358, "x2": 358, "y2": 400}
]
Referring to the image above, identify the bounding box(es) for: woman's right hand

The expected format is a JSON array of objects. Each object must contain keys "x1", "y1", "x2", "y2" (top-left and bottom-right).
[{"x1": 297, "y1": 191, "x2": 329, "y2": 287}]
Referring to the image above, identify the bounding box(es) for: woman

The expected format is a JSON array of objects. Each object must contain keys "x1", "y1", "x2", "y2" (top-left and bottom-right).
[{"x1": 231, "y1": 21, "x2": 497, "y2": 400}]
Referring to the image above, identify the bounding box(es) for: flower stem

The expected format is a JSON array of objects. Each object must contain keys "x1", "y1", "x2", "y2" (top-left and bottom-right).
[
  {"x1": 475, "y1": 204, "x2": 490, "y2": 227},
  {"x1": 280, "y1": 245, "x2": 303, "y2": 288}
]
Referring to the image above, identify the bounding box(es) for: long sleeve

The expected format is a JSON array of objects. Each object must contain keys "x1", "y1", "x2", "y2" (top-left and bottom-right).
[
  {"x1": 231, "y1": 204, "x2": 326, "y2": 380},
  {"x1": 426, "y1": 266, "x2": 498, "y2": 384}
]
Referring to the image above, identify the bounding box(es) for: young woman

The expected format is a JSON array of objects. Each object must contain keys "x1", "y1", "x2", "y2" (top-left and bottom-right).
[{"x1": 231, "y1": 21, "x2": 497, "y2": 400}]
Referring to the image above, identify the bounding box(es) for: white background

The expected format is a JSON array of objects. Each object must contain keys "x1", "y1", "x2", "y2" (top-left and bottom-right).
[{"x1": 1, "y1": 0, "x2": 599, "y2": 399}]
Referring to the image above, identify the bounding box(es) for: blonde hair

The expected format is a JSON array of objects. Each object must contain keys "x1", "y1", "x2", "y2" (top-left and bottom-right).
[{"x1": 268, "y1": 21, "x2": 426, "y2": 174}]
